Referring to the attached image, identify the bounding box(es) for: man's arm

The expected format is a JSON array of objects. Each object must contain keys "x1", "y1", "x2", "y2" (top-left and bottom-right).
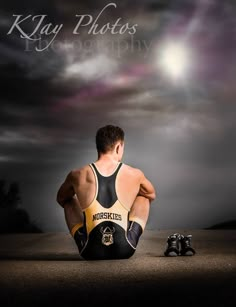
[
  {"x1": 56, "y1": 171, "x2": 75, "y2": 208},
  {"x1": 138, "y1": 170, "x2": 156, "y2": 202}
]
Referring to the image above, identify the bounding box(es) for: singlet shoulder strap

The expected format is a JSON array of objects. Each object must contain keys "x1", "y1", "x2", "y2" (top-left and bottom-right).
[
  {"x1": 90, "y1": 162, "x2": 123, "y2": 208},
  {"x1": 91, "y1": 162, "x2": 122, "y2": 178}
]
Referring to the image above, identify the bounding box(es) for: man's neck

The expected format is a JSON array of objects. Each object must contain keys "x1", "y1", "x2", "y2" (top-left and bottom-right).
[{"x1": 97, "y1": 153, "x2": 120, "y2": 164}]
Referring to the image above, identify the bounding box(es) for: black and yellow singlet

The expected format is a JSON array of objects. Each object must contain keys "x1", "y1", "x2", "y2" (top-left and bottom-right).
[{"x1": 73, "y1": 162, "x2": 143, "y2": 260}]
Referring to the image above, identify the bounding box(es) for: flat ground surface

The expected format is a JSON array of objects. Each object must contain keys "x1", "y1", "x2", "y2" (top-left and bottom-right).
[{"x1": 0, "y1": 229, "x2": 235, "y2": 307}]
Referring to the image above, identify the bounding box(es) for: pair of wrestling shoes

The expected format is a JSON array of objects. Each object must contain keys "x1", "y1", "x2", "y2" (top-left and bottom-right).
[{"x1": 164, "y1": 233, "x2": 196, "y2": 257}]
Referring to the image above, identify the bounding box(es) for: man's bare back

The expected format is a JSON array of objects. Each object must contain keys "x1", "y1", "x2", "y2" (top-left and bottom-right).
[{"x1": 59, "y1": 161, "x2": 155, "y2": 212}]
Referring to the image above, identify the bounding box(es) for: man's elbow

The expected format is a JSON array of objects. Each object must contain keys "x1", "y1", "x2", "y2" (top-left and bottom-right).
[
  {"x1": 56, "y1": 196, "x2": 63, "y2": 207},
  {"x1": 56, "y1": 190, "x2": 65, "y2": 207},
  {"x1": 149, "y1": 191, "x2": 157, "y2": 202},
  {"x1": 57, "y1": 191, "x2": 75, "y2": 208}
]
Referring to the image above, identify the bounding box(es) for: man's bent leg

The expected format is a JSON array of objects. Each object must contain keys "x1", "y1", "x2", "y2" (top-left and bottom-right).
[
  {"x1": 63, "y1": 195, "x2": 84, "y2": 236},
  {"x1": 63, "y1": 196, "x2": 88, "y2": 252},
  {"x1": 129, "y1": 195, "x2": 150, "y2": 230},
  {"x1": 127, "y1": 196, "x2": 150, "y2": 248}
]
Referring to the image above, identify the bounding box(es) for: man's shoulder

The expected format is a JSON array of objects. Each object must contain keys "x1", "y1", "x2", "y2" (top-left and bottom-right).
[
  {"x1": 69, "y1": 164, "x2": 91, "y2": 178},
  {"x1": 122, "y1": 163, "x2": 143, "y2": 177}
]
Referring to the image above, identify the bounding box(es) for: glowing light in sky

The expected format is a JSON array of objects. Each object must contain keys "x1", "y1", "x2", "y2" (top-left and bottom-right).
[{"x1": 158, "y1": 41, "x2": 191, "y2": 79}]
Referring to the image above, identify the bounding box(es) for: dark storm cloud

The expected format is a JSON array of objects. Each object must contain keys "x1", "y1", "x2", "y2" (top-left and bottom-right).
[{"x1": 0, "y1": 0, "x2": 236, "y2": 231}]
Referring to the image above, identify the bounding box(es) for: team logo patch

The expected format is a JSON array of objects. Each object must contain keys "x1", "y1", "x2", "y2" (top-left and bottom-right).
[{"x1": 100, "y1": 226, "x2": 115, "y2": 246}]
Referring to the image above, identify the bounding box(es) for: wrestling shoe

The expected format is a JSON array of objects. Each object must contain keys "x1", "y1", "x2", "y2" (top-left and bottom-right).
[
  {"x1": 164, "y1": 233, "x2": 181, "y2": 256},
  {"x1": 179, "y1": 234, "x2": 196, "y2": 256}
]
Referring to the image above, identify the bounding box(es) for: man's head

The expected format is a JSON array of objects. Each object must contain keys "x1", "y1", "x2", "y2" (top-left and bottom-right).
[{"x1": 96, "y1": 125, "x2": 125, "y2": 160}]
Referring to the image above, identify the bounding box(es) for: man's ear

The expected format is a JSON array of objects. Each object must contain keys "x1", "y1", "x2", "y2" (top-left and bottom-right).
[{"x1": 116, "y1": 144, "x2": 120, "y2": 154}]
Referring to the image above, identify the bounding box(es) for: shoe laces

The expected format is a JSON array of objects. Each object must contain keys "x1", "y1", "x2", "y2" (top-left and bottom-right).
[
  {"x1": 167, "y1": 234, "x2": 179, "y2": 246},
  {"x1": 183, "y1": 235, "x2": 192, "y2": 247}
]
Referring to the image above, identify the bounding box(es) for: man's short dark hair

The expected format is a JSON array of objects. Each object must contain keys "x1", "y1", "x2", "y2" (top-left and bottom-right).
[{"x1": 96, "y1": 125, "x2": 125, "y2": 154}]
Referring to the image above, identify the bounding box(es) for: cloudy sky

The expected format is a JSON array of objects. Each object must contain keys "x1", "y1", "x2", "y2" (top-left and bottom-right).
[{"x1": 0, "y1": 0, "x2": 235, "y2": 232}]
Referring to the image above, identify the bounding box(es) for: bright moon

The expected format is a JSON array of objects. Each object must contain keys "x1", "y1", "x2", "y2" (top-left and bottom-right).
[{"x1": 159, "y1": 42, "x2": 191, "y2": 79}]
